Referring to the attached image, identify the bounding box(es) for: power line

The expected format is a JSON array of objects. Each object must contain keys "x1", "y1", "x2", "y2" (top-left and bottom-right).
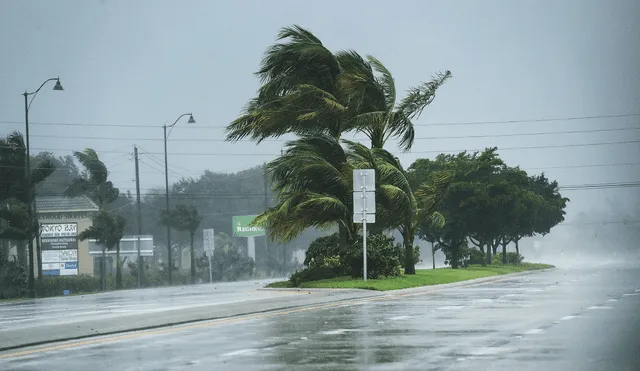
[
  {"x1": 3, "y1": 139, "x2": 639, "y2": 157},
  {"x1": 18, "y1": 126, "x2": 640, "y2": 142},
  {"x1": 0, "y1": 112, "x2": 638, "y2": 129}
]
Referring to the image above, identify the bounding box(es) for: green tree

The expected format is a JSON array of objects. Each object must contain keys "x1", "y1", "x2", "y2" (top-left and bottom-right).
[
  {"x1": 65, "y1": 148, "x2": 119, "y2": 209},
  {"x1": 0, "y1": 131, "x2": 55, "y2": 292},
  {"x1": 160, "y1": 204, "x2": 203, "y2": 283},
  {"x1": 226, "y1": 24, "x2": 451, "y2": 151},
  {"x1": 78, "y1": 210, "x2": 126, "y2": 290}
]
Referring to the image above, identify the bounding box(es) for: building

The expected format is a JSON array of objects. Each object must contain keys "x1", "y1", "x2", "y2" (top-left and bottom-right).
[{"x1": 36, "y1": 195, "x2": 99, "y2": 276}]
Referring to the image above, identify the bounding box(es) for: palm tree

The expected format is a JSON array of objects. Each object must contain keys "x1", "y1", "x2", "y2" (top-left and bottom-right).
[
  {"x1": 161, "y1": 204, "x2": 203, "y2": 284},
  {"x1": 0, "y1": 131, "x2": 55, "y2": 285},
  {"x1": 78, "y1": 210, "x2": 126, "y2": 290},
  {"x1": 253, "y1": 133, "x2": 357, "y2": 250},
  {"x1": 226, "y1": 25, "x2": 451, "y2": 152},
  {"x1": 65, "y1": 148, "x2": 119, "y2": 209},
  {"x1": 65, "y1": 148, "x2": 121, "y2": 288}
]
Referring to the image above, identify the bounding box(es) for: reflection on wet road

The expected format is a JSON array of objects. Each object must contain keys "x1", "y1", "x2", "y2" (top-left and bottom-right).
[{"x1": 2, "y1": 263, "x2": 639, "y2": 371}]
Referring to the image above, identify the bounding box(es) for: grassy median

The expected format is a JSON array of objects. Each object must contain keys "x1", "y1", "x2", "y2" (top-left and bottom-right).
[{"x1": 266, "y1": 263, "x2": 554, "y2": 291}]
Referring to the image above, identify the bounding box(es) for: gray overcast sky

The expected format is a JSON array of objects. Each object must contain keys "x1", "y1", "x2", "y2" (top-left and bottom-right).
[{"x1": 1, "y1": 0, "x2": 639, "y2": 219}]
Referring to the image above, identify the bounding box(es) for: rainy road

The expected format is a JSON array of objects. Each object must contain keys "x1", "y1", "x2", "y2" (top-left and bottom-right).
[{"x1": 1, "y1": 262, "x2": 639, "y2": 371}]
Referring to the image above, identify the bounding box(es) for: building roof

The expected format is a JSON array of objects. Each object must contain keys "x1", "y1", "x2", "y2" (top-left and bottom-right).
[{"x1": 36, "y1": 195, "x2": 99, "y2": 213}]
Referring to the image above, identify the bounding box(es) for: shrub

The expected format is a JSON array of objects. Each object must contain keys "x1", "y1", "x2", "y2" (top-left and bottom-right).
[
  {"x1": 493, "y1": 252, "x2": 524, "y2": 264},
  {"x1": 466, "y1": 248, "x2": 485, "y2": 265},
  {"x1": 36, "y1": 274, "x2": 101, "y2": 297},
  {"x1": 342, "y1": 234, "x2": 402, "y2": 279},
  {"x1": 289, "y1": 265, "x2": 342, "y2": 287},
  {"x1": 304, "y1": 234, "x2": 340, "y2": 267},
  {"x1": 0, "y1": 258, "x2": 27, "y2": 299}
]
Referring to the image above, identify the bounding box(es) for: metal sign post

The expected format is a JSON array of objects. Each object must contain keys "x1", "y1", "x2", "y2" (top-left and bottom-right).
[
  {"x1": 203, "y1": 228, "x2": 215, "y2": 283},
  {"x1": 353, "y1": 169, "x2": 376, "y2": 281}
]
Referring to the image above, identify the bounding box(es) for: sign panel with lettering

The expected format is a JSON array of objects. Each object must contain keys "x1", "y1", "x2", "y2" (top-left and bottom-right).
[
  {"x1": 232, "y1": 215, "x2": 265, "y2": 237},
  {"x1": 40, "y1": 223, "x2": 79, "y2": 276}
]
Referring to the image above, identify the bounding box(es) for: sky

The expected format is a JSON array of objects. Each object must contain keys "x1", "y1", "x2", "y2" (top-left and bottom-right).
[{"x1": 1, "y1": 0, "x2": 639, "y2": 220}]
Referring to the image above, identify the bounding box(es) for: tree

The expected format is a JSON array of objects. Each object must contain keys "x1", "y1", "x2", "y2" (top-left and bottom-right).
[
  {"x1": 226, "y1": 24, "x2": 451, "y2": 152},
  {"x1": 160, "y1": 204, "x2": 203, "y2": 284},
  {"x1": 65, "y1": 148, "x2": 119, "y2": 209},
  {"x1": 0, "y1": 131, "x2": 55, "y2": 293},
  {"x1": 78, "y1": 210, "x2": 126, "y2": 290}
]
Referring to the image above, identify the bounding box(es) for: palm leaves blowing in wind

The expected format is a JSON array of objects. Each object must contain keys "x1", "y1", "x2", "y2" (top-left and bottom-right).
[{"x1": 226, "y1": 25, "x2": 452, "y2": 275}]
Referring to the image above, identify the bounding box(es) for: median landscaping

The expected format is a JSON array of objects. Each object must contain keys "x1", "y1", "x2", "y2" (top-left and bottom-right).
[{"x1": 267, "y1": 263, "x2": 554, "y2": 291}]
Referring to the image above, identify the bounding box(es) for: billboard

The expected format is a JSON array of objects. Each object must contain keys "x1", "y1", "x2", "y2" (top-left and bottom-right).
[
  {"x1": 40, "y1": 223, "x2": 79, "y2": 276},
  {"x1": 232, "y1": 215, "x2": 265, "y2": 237}
]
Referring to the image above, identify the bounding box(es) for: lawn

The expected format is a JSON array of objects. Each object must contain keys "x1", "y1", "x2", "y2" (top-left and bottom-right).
[{"x1": 266, "y1": 263, "x2": 554, "y2": 291}]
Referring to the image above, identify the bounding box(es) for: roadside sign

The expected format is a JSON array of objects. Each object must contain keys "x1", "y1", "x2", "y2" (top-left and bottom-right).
[{"x1": 232, "y1": 215, "x2": 265, "y2": 237}]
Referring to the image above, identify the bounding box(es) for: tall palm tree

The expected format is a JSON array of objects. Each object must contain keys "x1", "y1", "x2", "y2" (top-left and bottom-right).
[
  {"x1": 226, "y1": 25, "x2": 451, "y2": 152},
  {"x1": 79, "y1": 210, "x2": 126, "y2": 290},
  {"x1": 0, "y1": 131, "x2": 55, "y2": 284},
  {"x1": 65, "y1": 148, "x2": 120, "y2": 287}
]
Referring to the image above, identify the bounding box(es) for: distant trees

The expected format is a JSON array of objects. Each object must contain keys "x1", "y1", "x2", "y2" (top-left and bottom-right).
[
  {"x1": 160, "y1": 204, "x2": 203, "y2": 283},
  {"x1": 408, "y1": 148, "x2": 569, "y2": 268}
]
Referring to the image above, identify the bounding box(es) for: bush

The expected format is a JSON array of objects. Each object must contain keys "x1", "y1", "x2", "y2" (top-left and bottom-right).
[
  {"x1": 466, "y1": 248, "x2": 485, "y2": 265},
  {"x1": 36, "y1": 274, "x2": 101, "y2": 297},
  {"x1": 0, "y1": 258, "x2": 27, "y2": 299},
  {"x1": 289, "y1": 265, "x2": 342, "y2": 287},
  {"x1": 493, "y1": 252, "x2": 524, "y2": 264},
  {"x1": 342, "y1": 234, "x2": 402, "y2": 279},
  {"x1": 304, "y1": 234, "x2": 340, "y2": 267}
]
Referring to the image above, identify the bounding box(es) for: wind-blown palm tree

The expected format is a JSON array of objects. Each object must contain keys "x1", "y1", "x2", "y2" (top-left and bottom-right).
[
  {"x1": 226, "y1": 25, "x2": 451, "y2": 152},
  {"x1": 0, "y1": 131, "x2": 55, "y2": 284},
  {"x1": 79, "y1": 210, "x2": 126, "y2": 290},
  {"x1": 65, "y1": 148, "x2": 119, "y2": 209}
]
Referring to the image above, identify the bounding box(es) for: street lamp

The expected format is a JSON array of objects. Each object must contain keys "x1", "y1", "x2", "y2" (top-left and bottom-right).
[
  {"x1": 163, "y1": 113, "x2": 195, "y2": 285},
  {"x1": 23, "y1": 77, "x2": 64, "y2": 298}
]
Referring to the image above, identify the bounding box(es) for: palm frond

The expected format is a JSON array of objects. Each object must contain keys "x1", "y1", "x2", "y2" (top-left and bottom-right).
[{"x1": 397, "y1": 70, "x2": 452, "y2": 121}]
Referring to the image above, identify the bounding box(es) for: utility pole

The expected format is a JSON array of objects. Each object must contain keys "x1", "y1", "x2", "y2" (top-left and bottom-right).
[{"x1": 134, "y1": 146, "x2": 143, "y2": 288}]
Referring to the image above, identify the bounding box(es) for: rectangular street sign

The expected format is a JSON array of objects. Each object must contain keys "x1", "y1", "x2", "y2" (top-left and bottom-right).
[
  {"x1": 232, "y1": 215, "x2": 265, "y2": 237},
  {"x1": 40, "y1": 223, "x2": 78, "y2": 276},
  {"x1": 203, "y1": 228, "x2": 215, "y2": 257},
  {"x1": 352, "y1": 191, "x2": 376, "y2": 214},
  {"x1": 354, "y1": 213, "x2": 376, "y2": 224},
  {"x1": 353, "y1": 169, "x2": 375, "y2": 191}
]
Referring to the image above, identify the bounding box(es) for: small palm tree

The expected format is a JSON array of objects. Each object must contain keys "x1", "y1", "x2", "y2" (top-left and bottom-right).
[
  {"x1": 79, "y1": 210, "x2": 126, "y2": 290},
  {"x1": 160, "y1": 204, "x2": 203, "y2": 284}
]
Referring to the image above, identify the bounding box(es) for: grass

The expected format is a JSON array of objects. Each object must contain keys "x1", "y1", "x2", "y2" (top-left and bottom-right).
[{"x1": 266, "y1": 263, "x2": 554, "y2": 291}]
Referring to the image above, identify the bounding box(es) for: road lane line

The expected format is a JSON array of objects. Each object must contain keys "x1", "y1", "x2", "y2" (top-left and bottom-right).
[{"x1": 0, "y1": 273, "x2": 533, "y2": 359}]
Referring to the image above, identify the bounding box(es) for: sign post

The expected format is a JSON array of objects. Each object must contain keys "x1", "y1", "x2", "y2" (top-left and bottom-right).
[
  {"x1": 203, "y1": 228, "x2": 215, "y2": 283},
  {"x1": 232, "y1": 215, "x2": 265, "y2": 261},
  {"x1": 353, "y1": 169, "x2": 375, "y2": 281}
]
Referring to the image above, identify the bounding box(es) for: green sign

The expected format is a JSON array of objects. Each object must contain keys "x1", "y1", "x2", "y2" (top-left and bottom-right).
[{"x1": 232, "y1": 215, "x2": 265, "y2": 237}]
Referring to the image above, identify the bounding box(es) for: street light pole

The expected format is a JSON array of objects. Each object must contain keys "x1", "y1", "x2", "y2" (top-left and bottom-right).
[
  {"x1": 163, "y1": 113, "x2": 195, "y2": 286},
  {"x1": 23, "y1": 77, "x2": 63, "y2": 298}
]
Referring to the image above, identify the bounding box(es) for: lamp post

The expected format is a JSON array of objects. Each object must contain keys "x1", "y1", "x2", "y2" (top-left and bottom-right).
[
  {"x1": 163, "y1": 113, "x2": 195, "y2": 285},
  {"x1": 23, "y1": 77, "x2": 64, "y2": 298}
]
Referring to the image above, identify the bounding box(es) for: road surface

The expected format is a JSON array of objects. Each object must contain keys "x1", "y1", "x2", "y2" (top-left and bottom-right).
[{"x1": 1, "y1": 262, "x2": 639, "y2": 370}]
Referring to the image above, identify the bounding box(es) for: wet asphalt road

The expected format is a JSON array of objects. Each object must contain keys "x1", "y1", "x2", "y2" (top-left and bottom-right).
[{"x1": 1, "y1": 262, "x2": 639, "y2": 371}]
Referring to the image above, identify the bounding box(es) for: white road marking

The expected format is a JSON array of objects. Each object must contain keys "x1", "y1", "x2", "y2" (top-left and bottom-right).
[
  {"x1": 623, "y1": 293, "x2": 639, "y2": 297},
  {"x1": 525, "y1": 328, "x2": 544, "y2": 334},
  {"x1": 469, "y1": 347, "x2": 506, "y2": 355},
  {"x1": 587, "y1": 306, "x2": 613, "y2": 310},
  {"x1": 389, "y1": 315, "x2": 411, "y2": 321},
  {"x1": 223, "y1": 349, "x2": 258, "y2": 356},
  {"x1": 607, "y1": 299, "x2": 618, "y2": 302},
  {"x1": 560, "y1": 315, "x2": 577, "y2": 321}
]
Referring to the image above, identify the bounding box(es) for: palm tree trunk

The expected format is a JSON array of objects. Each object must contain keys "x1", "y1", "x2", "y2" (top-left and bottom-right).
[
  {"x1": 431, "y1": 242, "x2": 435, "y2": 269},
  {"x1": 190, "y1": 232, "x2": 196, "y2": 284},
  {"x1": 479, "y1": 242, "x2": 487, "y2": 267},
  {"x1": 403, "y1": 228, "x2": 416, "y2": 275},
  {"x1": 486, "y1": 241, "x2": 493, "y2": 265},
  {"x1": 116, "y1": 242, "x2": 122, "y2": 289},
  {"x1": 515, "y1": 239, "x2": 520, "y2": 255}
]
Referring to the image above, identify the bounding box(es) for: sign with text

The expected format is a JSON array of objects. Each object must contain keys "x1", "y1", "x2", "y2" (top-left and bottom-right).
[
  {"x1": 40, "y1": 223, "x2": 78, "y2": 276},
  {"x1": 232, "y1": 215, "x2": 265, "y2": 237}
]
